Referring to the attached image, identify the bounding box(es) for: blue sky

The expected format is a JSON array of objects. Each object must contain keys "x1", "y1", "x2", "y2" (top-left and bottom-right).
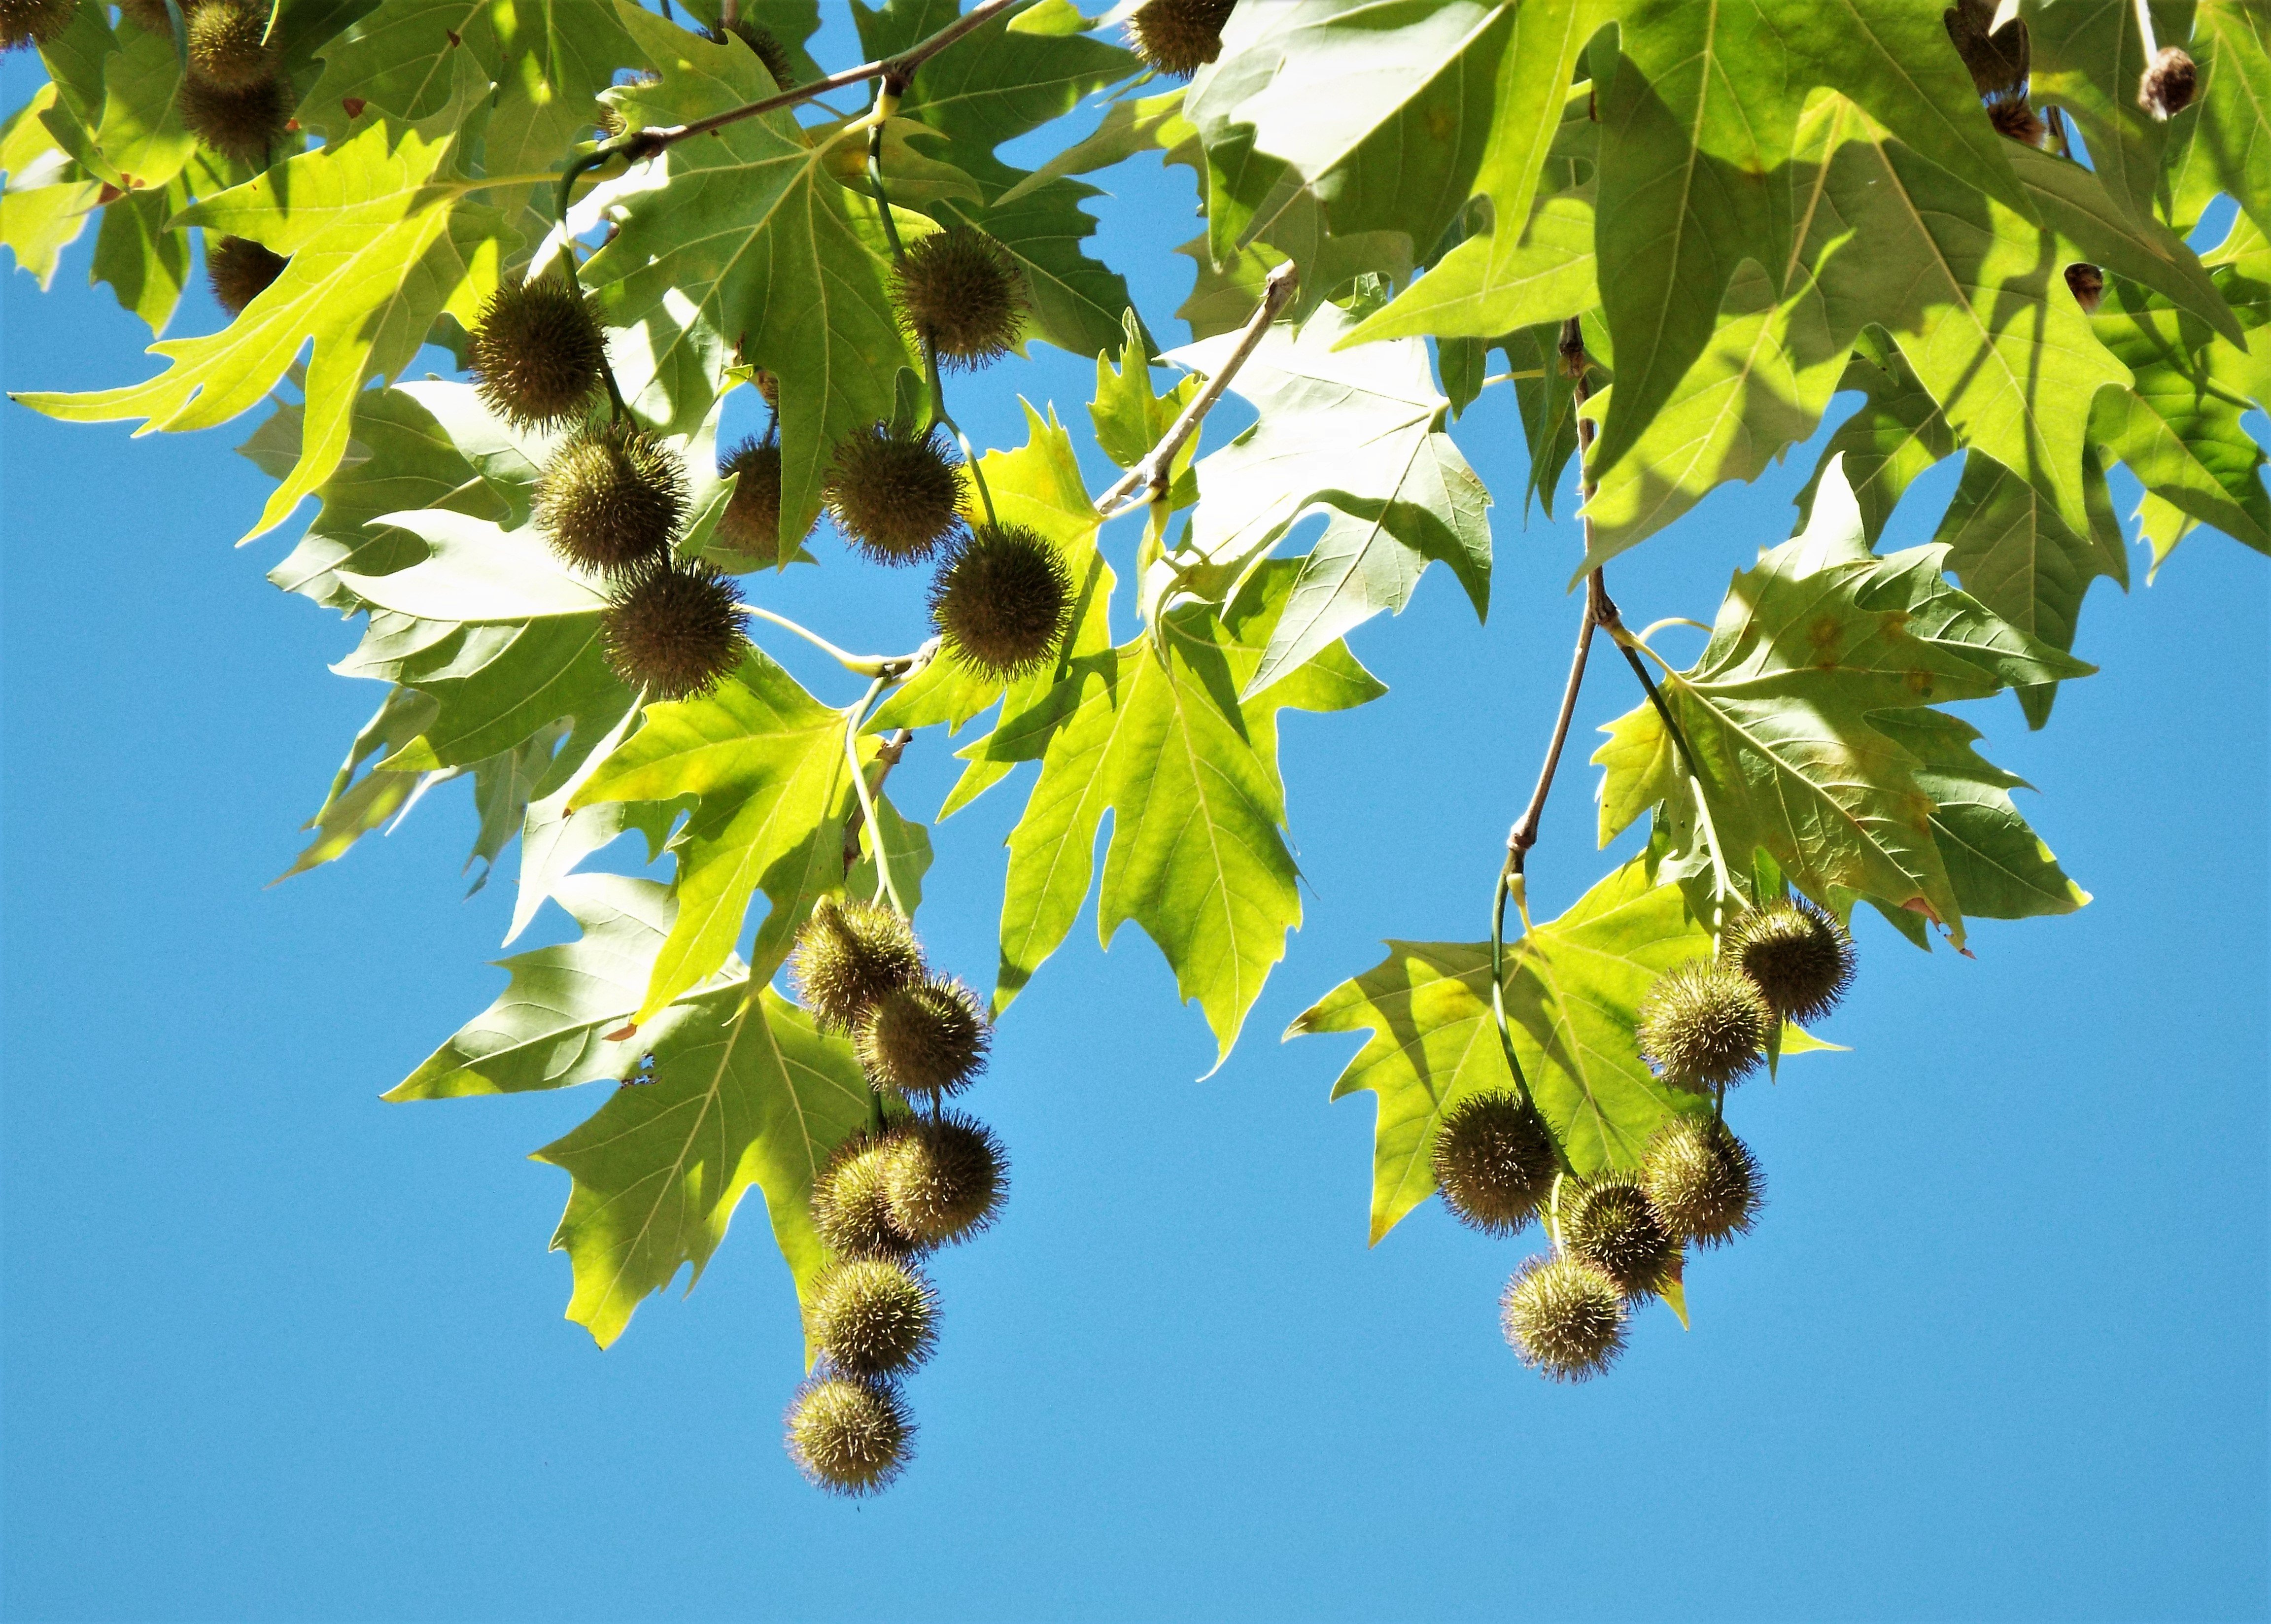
[{"x1": 3, "y1": 20, "x2": 2267, "y2": 1624}]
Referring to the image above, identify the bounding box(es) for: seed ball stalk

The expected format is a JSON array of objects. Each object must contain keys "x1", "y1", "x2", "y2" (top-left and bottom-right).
[
  {"x1": 1501, "y1": 1255, "x2": 1627, "y2": 1382},
  {"x1": 783, "y1": 1372, "x2": 914, "y2": 1497},
  {"x1": 929, "y1": 522, "x2": 1074, "y2": 680},
  {"x1": 1431, "y1": 1090, "x2": 1558, "y2": 1238},
  {"x1": 790, "y1": 895, "x2": 926, "y2": 1034}
]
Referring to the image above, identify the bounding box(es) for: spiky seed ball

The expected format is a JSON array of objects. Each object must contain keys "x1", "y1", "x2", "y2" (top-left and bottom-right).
[
  {"x1": 179, "y1": 72, "x2": 296, "y2": 160},
  {"x1": 929, "y1": 522, "x2": 1073, "y2": 680},
  {"x1": 790, "y1": 895, "x2": 926, "y2": 1033},
  {"x1": 824, "y1": 423, "x2": 966, "y2": 564},
  {"x1": 1126, "y1": 0, "x2": 1235, "y2": 79},
  {"x1": 806, "y1": 1257, "x2": 938, "y2": 1377},
  {"x1": 728, "y1": 18, "x2": 797, "y2": 87},
  {"x1": 536, "y1": 422, "x2": 688, "y2": 577},
  {"x1": 2140, "y1": 45, "x2": 2197, "y2": 118},
  {"x1": 1643, "y1": 1118, "x2": 1762, "y2": 1249},
  {"x1": 1637, "y1": 959, "x2": 1773, "y2": 1091},
  {"x1": 1501, "y1": 1255, "x2": 1627, "y2": 1382},
  {"x1": 207, "y1": 234, "x2": 287, "y2": 316},
  {"x1": 894, "y1": 226, "x2": 1028, "y2": 372},
  {"x1": 810, "y1": 1132, "x2": 926, "y2": 1262},
  {"x1": 0, "y1": 0, "x2": 71, "y2": 50},
  {"x1": 116, "y1": 0, "x2": 175, "y2": 35},
  {"x1": 1985, "y1": 89, "x2": 2045, "y2": 146},
  {"x1": 468, "y1": 277, "x2": 607, "y2": 430},
  {"x1": 1720, "y1": 898, "x2": 1855, "y2": 1025},
  {"x1": 2065, "y1": 262, "x2": 2106, "y2": 314},
  {"x1": 600, "y1": 558, "x2": 747, "y2": 701},
  {"x1": 187, "y1": 0, "x2": 275, "y2": 90},
  {"x1": 1562, "y1": 1174, "x2": 1680, "y2": 1299},
  {"x1": 883, "y1": 1111, "x2": 1006, "y2": 1247},
  {"x1": 715, "y1": 438, "x2": 791, "y2": 560},
  {"x1": 857, "y1": 978, "x2": 990, "y2": 1102},
  {"x1": 1430, "y1": 1090, "x2": 1557, "y2": 1238},
  {"x1": 784, "y1": 1372, "x2": 913, "y2": 1497}
]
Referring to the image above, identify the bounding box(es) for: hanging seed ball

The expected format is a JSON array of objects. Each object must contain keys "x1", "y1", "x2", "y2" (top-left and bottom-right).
[
  {"x1": 0, "y1": 0, "x2": 71, "y2": 50},
  {"x1": 599, "y1": 558, "x2": 747, "y2": 701},
  {"x1": 1501, "y1": 1255, "x2": 1627, "y2": 1383},
  {"x1": 883, "y1": 1110, "x2": 1007, "y2": 1247},
  {"x1": 1126, "y1": 0, "x2": 1235, "y2": 79},
  {"x1": 207, "y1": 235, "x2": 287, "y2": 316},
  {"x1": 179, "y1": 73, "x2": 296, "y2": 160},
  {"x1": 468, "y1": 276, "x2": 607, "y2": 430},
  {"x1": 857, "y1": 977, "x2": 990, "y2": 1103},
  {"x1": 2065, "y1": 262, "x2": 2106, "y2": 314},
  {"x1": 790, "y1": 896, "x2": 926, "y2": 1033},
  {"x1": 894, "y1": 226, "x2": 1028, "y2": 372},
  {"x1": 117, "y1": 0, "x2": 175, "y2": 35},
  {"x1": 536, "y1": 421, "x2": 688, "y2": 577},
  {"x1": 755, "y1": 367, "x2": 781, "y2": 411},
  {"x1": 806, "y1": 1257, "x2": 938, "y2": 1378},
  {"x1": 784, "y1": 1372, "x2": 913, "y2": 1497},
  {"x1": 810, "y1": 1131, "x2": 926, "y2": 1262},
  {"x1": 1562, "y1": 1173, "x2": 1681, "y2": 1299},
  {"x1": 728, "y1": 17, "x2": 797, "y2": 88},
  {"x1": 1643, "y1": 1118, "x2": 1762, "y2": 1249},
  {"x1": 1430, "y1": 1090, "x2": 1557, "y2": 1238},
  {"x1": 1720, "y1": 897, "x2": 1855, "y2": 1025},
  {"x1": 1636, "y1": 959, "x2": 1773, "y2": 1091},
  {"x1": 929, "y1": 522, "x2": 1074, "y2": 680},
  {"x1": 2139, "y1": 45, "x2": 2198, "y2": 118},
  {"x1": 715, "y1": 438, "x2": 791, "y2": 560},
  {"x1": 824, "y1": 423, "x2": 966, "y2": 565},
  {"x1": 1985, "y1": 89, "x2": 2045, "y2": 146},
  {"x1": 187, "y1": 0, "x2": 276, "y2": 91}
]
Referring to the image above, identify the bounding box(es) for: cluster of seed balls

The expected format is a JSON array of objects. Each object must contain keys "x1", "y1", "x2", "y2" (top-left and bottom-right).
[
  {"x1": 1431, "y1": 897, "x2": 1856, "y2": 1382},
  {"x1": 779, "y1": 897, "x2": 1007, "y2": 1496}
]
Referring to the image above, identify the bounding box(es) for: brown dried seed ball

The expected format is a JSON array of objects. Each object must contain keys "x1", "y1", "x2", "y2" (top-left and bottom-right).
[
  {"x1": 536, "y1": 422, "x2": 688, "y2": 577},
  {"x1": 714, "y1": 438, "x2": 797, "y2": 561},
  {"x1": 2065, "y1": 262, "x2": 2105, "y2": 314},
  {"x1": 187, "y1": 0, "x2": 275, "y2": 91},
  {"x1": 883, "y1": 1110, "x2": 1006, "y2": 1247},
  {"x1": 857, "y1": 978, "x2": 990, "y2": 1103},
  {"x1": 1636, "y1": 959, "x2": 1772, "y2": 1091},
  {"x1": 1720, "y1": 897, "x2": 1855, "y2": 1026},
  {"x1": 894, "y1": 226, "x2": 1028, "y2": 372},
  {"x1": 1126, "y1": 0, "x2": 1235, "y2": 79},
  {"x1": 468, "y1": 276, "x2": 607, "y2": 430},
  {"x1": 2139, "y1": 45, "x2": 2197, "y2": 118},
  {"x1": 207, "y1": 234, "x2": 287, "y2": 316},
  {"x1": 929, "y1": 522, "x2": 1073, "y2": 680},
  {"x1": 1985, "y1": 89, "x2": 2045, "y2": 146},
  {"x1": 1642, "y1": 1118, "x2": 1762, "y2": 1249},
  {"x1": 810, "y1": 1132, "x2": 926, "y2": 1262},
  {"x1": 728, "y1": 18, "x2": 796, "y2": 88},
  {"x1": 784, "y1": 1372, "x2": 913, "y2": 1497},
  {"x1": 806, "y1": 1257, "x2": 937, "y2": 1378},
  {"x1": 1501, "y1": 1255, "x2": 1626, "y2": 1383},
  {"x1": 0, "y1": 0, "x2": 71, "y2": 50},
  {"x1": 824, "y1": 423, "x2": 966, "y2": 565},
  {"x1": 1562, "y1": 1173, "x2": 1681, "y2": 1300},
  {"x1": 1430, "y1": 1090, "x2": 1557, "y2": 1238},
  {"x1": 790, "y1": 896, "x2": 926, "y2": 1034},
  {"x1": 179, "y1": 72, "x2": 296, "y2": 161},
  {"x1": 599, "y1": 558, "x2": 747, "y2": 702}
]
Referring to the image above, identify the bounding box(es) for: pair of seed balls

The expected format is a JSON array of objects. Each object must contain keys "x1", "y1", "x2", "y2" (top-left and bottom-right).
[
  {"x1": 75, "y1": 0, "x2": 304, "y2": 162},
  {"x1": 1637, "y1": 897, "x2": 1857, "y2": 1092}
]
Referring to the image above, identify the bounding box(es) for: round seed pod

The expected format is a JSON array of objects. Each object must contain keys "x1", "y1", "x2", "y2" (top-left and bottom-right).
[
  {"x1": 0, "y1": 0, "x2": 72, "y2": 50},
  {"x1": 2065, "y1": 262, "x2": 2106, "y2": 314},
  {"x1": 1642, "y1": 1117, "x2": 1762, "y2": 1249},
  {"x1": 1500, "y1": 1255, "x2": 1626, "y2": 1383},
  {"x1": 468, "y1": 276, "x2": 607, "y2": 430},
  {"x1": 806, "y1": 1256, "x2": 937, "y2": 1378},
  {"x1": 179, "y1": 72, "x2": 296, "y2": 161},
  {"x1": 536, "y1": 421, "x2": 688, "y2": 577},
  {"x1": 207, "y1": 234, "x2": 287, "y2": 316},
  {"x1": 810, "y1": 1131, "x2": 926, "y2": 1262},
  {"x1": 1125, "y1": 0, "x2": 1235, "y2": 79},
  {"x1": 1562, "y1": 1173, "x2": 1681, "y2": 1299},
  {"x1": 929, "y1": 522, "x2": 1073, "y2": 680},
  {"x1": 784, "y1": 1372, "x2": 913, "y2": 1497},
  {"x1": 857, "y1": 977, "x2": 990, "y2": 1103},
  {"x1": 187, "y1": 0, "x2": 275, "y2": 91},
  {"x1": 116, "y1": 0, "x2": 176, "y2": 35},
  {"x1": 1430, "y1": 1090, "x2": 1557, "y2": 1238},
  {"x1": 894, "y1": 226, "x2": 1028, "y2": 372},
  {"x1": 883, "y1": 1110, "x2": 1006, "y2": 1247},
  {"x1": 1720, "y1": 897, "x2": 1855, "y2": 1025},
  {"x1": 1636, "y1": 959, "x2": 1773, "y2": 1091},
  {"x1": 714, "y1": 438, "x2": 792, "y2": 560},
  {"x1": 600, "y1": 558, "x2": 747, "y2": 701},
  {"x1": 2139, "y1": 45, "x2": 2197, "y2": 118},
  {"x1": 1985, "y1": 89, "x2": 2045, "y2": 146},
  {"x1": 728, "y1": 17, "x2": 797, "y2": 88},
  {"x1": 790, "y1": 895, "x2": 926, "y2": 1033},
  {"x1": 824, "y1": 423, "x2": 966, "y2": 565}
]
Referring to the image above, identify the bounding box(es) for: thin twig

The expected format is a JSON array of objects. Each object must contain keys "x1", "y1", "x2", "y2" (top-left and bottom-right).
[
  {"x1": 843, "y1": 678, "x2": 900, "y2": 912},
  {"x1": 843, "y1": 728, "x2": 914, "y2": 869},
  {"x1": 1096, "y1": 262, "x2": 1300, "y2": 519},
  {"x1": 744, "y1": 605, "x2": 935, "y2": 680}
]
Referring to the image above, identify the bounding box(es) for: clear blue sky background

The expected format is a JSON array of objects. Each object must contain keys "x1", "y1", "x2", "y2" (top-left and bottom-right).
[{"x1": 3, "y1": 18, "x2": 2267, "y2": 1623}]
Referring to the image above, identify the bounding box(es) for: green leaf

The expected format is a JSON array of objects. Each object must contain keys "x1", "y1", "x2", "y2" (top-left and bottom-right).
[
  {"x1": 1793, "y1": 329, "x2": 1957, "y2": 543},
  {"x1": 1868, "y1": 709, "x2": 2090, "y2": 920},
  {"x1": 992, "y1": 85, "x2": 1191, "y2": 208},
  {"x1": 2022, "y1": 0, "x2": 2174, "y2": 235},
  {"x1": 3, "y1": 85, "x2": 102, "y2": 287},
  {"x1": 2168, "y1": 0, "x2": 2271, "y2": 238},
  {"x1": 1346, "y1": 186, "x2": 1597, "y2": 346},
  {"x1": 90, "y1": 175, "x2": 189, "y2": 336},
  {"x1": 275, "y1": 685, "x2": 439, "y2": 881},
  {"x1": 42, "y1": 18, "x2": 194, "y2": 193}
]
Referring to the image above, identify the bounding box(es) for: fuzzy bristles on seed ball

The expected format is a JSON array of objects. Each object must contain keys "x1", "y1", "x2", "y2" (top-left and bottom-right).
[
  {"x1": 791, "y1": 897, "x2": 926, "y2": 1033},
  {"x1": 600, "y1": 559, "x2": 746, "y2": 701},
  {"x1": 208, "y1": 235, "x2": 287, "y2": 316},
  {"x1": 824, "y1": 424, "x2": 966, "y2": 565},
  {"x1": 929, "y1": 523, "x2": 1073, "y2": 680},
  {"x1": 2065, "y1": 263, "x2": 2106, "y2": 314},
  {"x1": 2139, "y1": 46, "x2": 2197, "y2": 118},
  {"x1": 784, "y1": 1372, "x2": 913, "y2": 1496},
  {"x1": 1126, "y1": 0, "x2": 1235, "y2": 78},
  {"x1": 1501, "y1": 1255, "x2": 1626, "y2": 1382},
  {"x1": 0, "y1": 0, "x2": 71, "y2": 50},
  {"x1": 1643, "y1": 1118, "x2": 1762, "y2": 1249},
  {"x1": 1637, "y1": 959, "x2": 1773, "y2": 1091},
  {"x1": 857, "y1": 978, "x2": 990, "y2": 1103},
  {"x1": 806, "y1": 1257, "x2": 937, "y2": 1378},
  {"x1": 728, "y1": 18, "x2": 797, "y2": 88},
  {"x1": 810, "y1": 1131, "x2": 926, "y2": 1262},
  {"x1": 179, "y1": 74, "x2": 296, "y2": 160},
  {"x1": 188, "y1": 0, "x2": 277, "y2": 91},
  {"x1": 884, "y1": 1111, "x2": 1007, "y2": 1247},
  {"x1": 536, "y1": 422, "x2": 688, "y2": 577},
  {"x1": 469, "y1": 277, "x2": 607, "y2": 430},
  {"x1": 1563, "y1": 1174, "x2": 1681, "y2": 1299},
  {"x1": 1720, "y1": 897, "x2": 1855, "y2": 1025},
  {"x1": 1430, "y1": 1090, "x2": 1557, "y2": 1238},
  {"x1": 715, "y1": 439, "x2": 792, "y2": 560},
  {"x1": 894, "y1": 227, "x2": 1028, "y2": 372}
]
